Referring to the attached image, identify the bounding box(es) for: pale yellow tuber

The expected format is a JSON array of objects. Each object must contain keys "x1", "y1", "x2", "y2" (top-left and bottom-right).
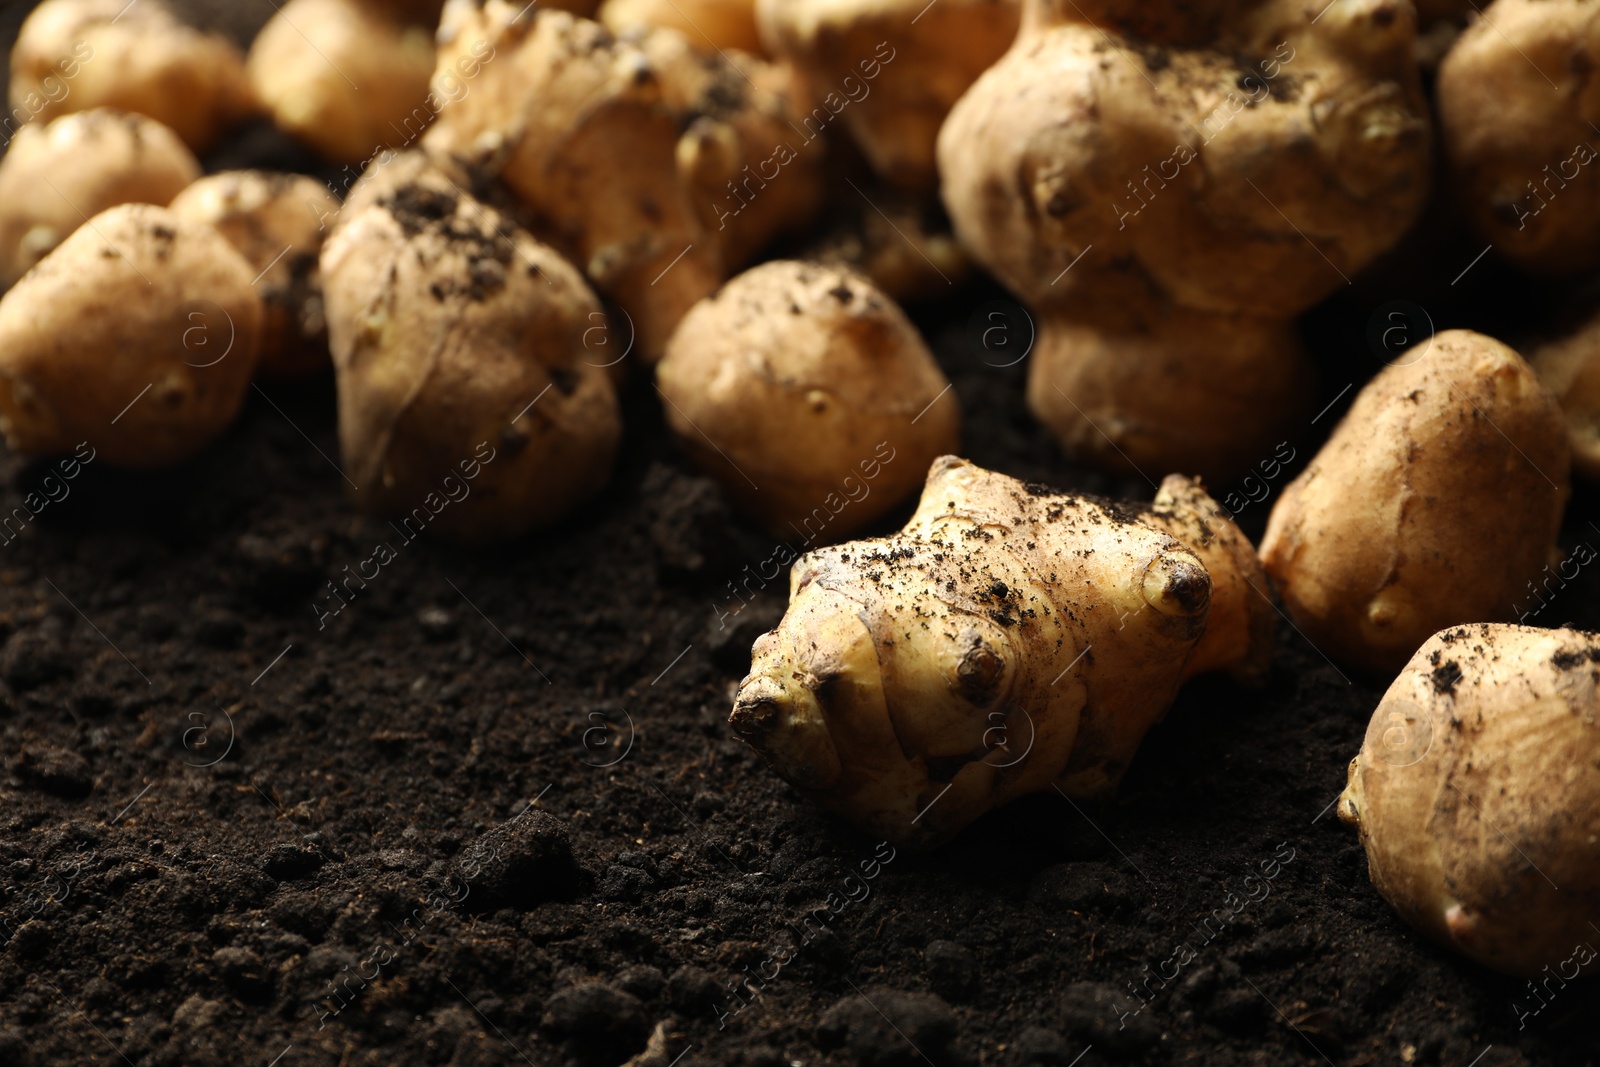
[
  {"x1": 1437, "y1": 0, "x2": 1600, "y2": 275},
  {"x1": 1260, "y1": 330, "x2": 1570, "y2": 677},
  {"x1": 320, "y1": 167, "x2": 621, "y2": 545},
  {"x1": 1532, "y1": 308, "x2": 1600, "y2": 481},
  {"x1": 732, "y1": 457, "x2": 1273, "y2": 849},
  {"x1": 423, "y1": 2, "x2": 824, "y2": 361},
  {"x1": 0, "y1": 108, "x2": 201, "y2": 289},
  {"x1": 169, "y1": 172, "x2": 342, "y2": 379},
  {"x1": 939, "y1": 0, "x2": 1432, "y2": 482},
  {"x1": 0, "y1": 203, "x2": 263, "y2": 466},
  {"x1": 1339, "y1": 624, "x2": 1600, "y2": 978},
  {"x1": 756, "y1": 0, "x2": 1020, "y2": 191},
  {"x1": 600, "y1": 0, "x2": 763, "y2": 54},
  {"x1": 248, "y1": 0, "x2": 438, "y2": 165},
  {"x1": 7, "y1": 0, "x2": 254, "y2": 152},
  {"x1": 657, "y1": 260, "x2": 960, "y2": 539}
]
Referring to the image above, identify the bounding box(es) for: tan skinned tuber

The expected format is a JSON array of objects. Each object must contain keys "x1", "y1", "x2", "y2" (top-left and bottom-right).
[
  {"x1": 732, "y1": 457, "x2": 1273, "y2": 849},
  {"x1": 938, "y1": 0, "x2": 1432, "y2": 482},
  {"x1": 320, "y1": 167, "x2": 621, "y2": 545},
  {"x1": 1532, "y1": 307, "x2": 1600, "y2": 481},
  {"x1": 1437, "y1": 0, "x2": 1600, "y2": 275},
  {"x1": 7, "y1": 0, "x2": 254, "y2": 152},
  {"x1": 248, "y1": 0, "x2": 438, "y2": 165},
  {"x1": 656, "y1": 260, "x2": 960, "y2": 539},
  {"x1": 422, "y1": 2, "x2": 824, "y2": 362},
  {"x1": 1339, "y1": 624, "x2": 1600, "y2": 978},
  {"x1": 1260, "y1": 330, "x2": 1570, "y2": 677},
  {"x1": 169, "y1": 172, "x2": 343, "y2": 379},
  {"x1": 756, "y1": 0, "x2": 1020, "y2": 191},
  {"x1": 0, "y1": 108, "x2": 200, "y2": 289},
  {"x1": 600, "y1": 0, "x2": 764, "y2": 54},
  {"x1": 0, "y1": 203, "x2": 263, "y2": 467}
]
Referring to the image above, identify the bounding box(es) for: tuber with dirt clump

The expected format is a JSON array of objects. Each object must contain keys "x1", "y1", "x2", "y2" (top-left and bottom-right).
[
  {"x1": 1260, "y1": 330, "x2": 1570, "y2": 677},
  {"x1": 938, "y1": 0, "x2": 1432, "y2": 482},
  {"x1": 422, "y1": 2, "x2": 824, "y2": 361},
  {"x1": 169, "y1": 171, "x2": 342, "y2": 379},
  {"x1": 656, "y1": 260, "x2": 960, "y2": 540},
  {"x1": 0, "y1": 203, "x2": 263, "y2": 467},
  {"x1": 0, "y1": 108, "x2": 200, "y2": 289},
  {"x1": 319, "y1": 166, "x2": 621, "y2": 545},
  {"x1": 730, "y1": 456, "x2": 1273, "y2": 849},
  {"x1": 1339, "y1": 624, "x2": 1600, "y2": 977}
]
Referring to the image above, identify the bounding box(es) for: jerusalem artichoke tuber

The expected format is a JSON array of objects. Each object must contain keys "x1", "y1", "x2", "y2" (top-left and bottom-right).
[
  {"x1": 731, "y1": 457, "x2": 1272, "y2": 849},
  {"x1": 1339, "y1": 624, "x2": 1600, "y2": 977}
]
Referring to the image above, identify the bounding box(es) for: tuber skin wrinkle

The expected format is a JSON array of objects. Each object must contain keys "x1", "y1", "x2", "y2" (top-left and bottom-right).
[
  {"x1": 320, "y1": 166, "x2": 621, "y2": 546},
  {"x1": 938, "y1": 0, "x2": 1430, "y2": 481},
  {"x1": 656, "y1": 259, "x2": 960, "y2": 539},
  {"x1": 1261, "y1": 329, "x2": 1571, "y2": 677},
  {"x1": 8, "y1": 0, "x2": 255, "y2": 152},
  {"x1": 731, "y1": 456, "x2": 1273, "y2": 850},
  {"x1": 168, "y1": 171, "x2": 342, "y2": 379},
  {"x1": 0, "y1": 108, "x2": 202, "y2": 289},
  {"x1": 1436, "y1": 0, "x2": 1600, "y2": 276},
  {"x1": 423, "y1": 1, "x2": 824, "y2": 361},
  {"x1": 0, "y1": 202, "x2": 263, "y2": 467},
  {"x1": 1339, "y1": 624, "x2": 1600, "y2": 977}
]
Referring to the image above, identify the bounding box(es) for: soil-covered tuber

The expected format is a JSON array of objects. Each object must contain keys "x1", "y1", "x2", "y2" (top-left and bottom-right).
[
  {"x1": 0, "y1": 203, "x2": 263, "y2": 466},
  {"x1": 320, "y1": 166, "x2": 621, "y2": 545},
  {"x1": 422, "y1": 2, "x2": 824, "y2": 361},
  {"x1": 1437, "y1": 0, "x2": 1600, "y2": 275},
  {"x1": 1261, "y1": 330, "x2": 1570, "y2": 677},
  {"x1": 731, "y1": 457, "x2": 1273, "y2": 848},
  {"x1": 0, "y1": 108, "x2": 200, "y2": 289},
  {"x1": 8, "y1": 0, "x2": 254, "y2": 152},
  {"x1": 939, "y1": 0, "x2": 1432, "y2": 482},
  {"x1": 656, "y1": 260, "x2": 959, "y2": 539},
  {"x1": 756, "y1": 0, "x2": 1019, "y2": 191},
  {"x1": 169, "y1": 172, "x2": 342, "y2": 378},
  {"x1": 1339, "y1": 624, "x2": 1600, "y2": 977},
  {"x1": 248, "y1": 0, "x2": 438, "y2": 165},
  {"x1": 1533, "y1": 308, "x2": 1600, "y2": 481}
]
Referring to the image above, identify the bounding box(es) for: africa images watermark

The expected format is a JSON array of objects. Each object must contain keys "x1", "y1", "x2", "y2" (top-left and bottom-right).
[
  {"x1": 0, "y1": 39, "x2": 94, "y2": 148},
  {"x1": 712, "y1": 440, "x2": 898, "y2": 631},
  {"x1": 312, "y1": 441, "x2": 498, "y2": 629}
]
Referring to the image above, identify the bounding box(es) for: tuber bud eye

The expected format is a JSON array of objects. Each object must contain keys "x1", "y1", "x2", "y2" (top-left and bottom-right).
[
  {"x1": 730, "y1": 677, "x2": 788, "y2": 739},
  {"x1": 955, "y1": 631, "x2": 1007, "y2": 705},
  {"x1": 1141, "y1": 552, "x2": 1210, "y2": 617}
]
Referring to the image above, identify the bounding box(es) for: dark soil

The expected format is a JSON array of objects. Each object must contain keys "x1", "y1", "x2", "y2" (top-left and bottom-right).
[{"x1": 5, "y1": 4, "x2": 1600, "y2": 1067}]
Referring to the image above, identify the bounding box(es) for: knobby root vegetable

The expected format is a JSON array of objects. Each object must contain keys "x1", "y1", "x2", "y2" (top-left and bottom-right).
[
  {"x1": 756, "y1": 0, "x2": 1020, "y2": 191},
  {"x1": 1437, "y1": 0, "x2": 1600, "y2": 275},
  {"x1": 169, "y1": 172, "x2": 343, "y2": 379},
  {"x1": 248, "y1": 0, "x2": 437, "y2": 165},
  {"x1": 730, "y1": 457, "x2": 1273, "y2": 849},
  {"x1": 1261, "y1": 330, "x2": 1570, "y2": 677},
  {"x1": 656, "y1": 260, "x2": 960, "y2": 539},
  {"x1": 423, "y1": 2, "x2": 824, "y2": 361},
  {"x1": 600, "y1": 0, "x2": 763, "y2": 54},
  {"x1": 1532, "y1": 308, "x2": 1600, "y2": 481},
  {"x1": 1024, "y1": 278, "x2": 1316, "y2": 480},
  {"x1": 938, "y1": 0, "x2": 1431, "y2": 482},
  {"x1": 0, "y1": 203, "x2": 263, "y2": 466},
  {"x1": 320, "y1": 168, "x2": 621, "y2": 545},
  {"x1": 1338, "y1": 624, "x2": 1600, "y2": 977},
  {"x1": 0, "y1": 108, "x2": 200, "y2": 289},
  {"x1": 7, "y1": 0, "x2": 254, "y2": 152}
]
